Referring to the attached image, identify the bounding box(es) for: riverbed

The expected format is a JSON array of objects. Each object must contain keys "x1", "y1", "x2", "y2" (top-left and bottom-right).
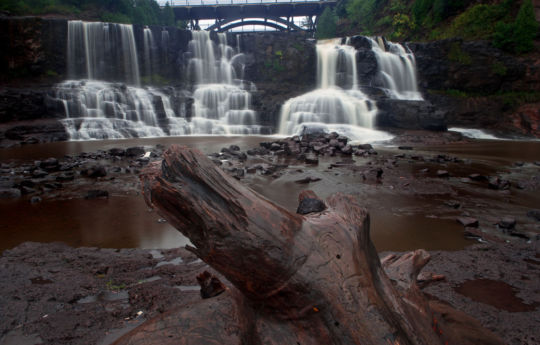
[{"x1": 1, "y1": 134, "x2": 539, "y2": 254}]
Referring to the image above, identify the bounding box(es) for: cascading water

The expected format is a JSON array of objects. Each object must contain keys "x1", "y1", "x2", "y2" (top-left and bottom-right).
[
  {"x1": 67, "y1": 20, "x2": 140, "y2": 85},
  {"x1": 369, "y1": 37, "x2": 423, "y2": 100},
  {"x1": 55, "y1": 20, "x2": 192, "y2": 140},
  {"x1": 187, "y1": 31, "x2": 261, "y2": 135},
  {"x1": 279, "y1": 39, "x2": 392, "y2": 142},
  {"x1": 55, "y1": 80, "x2": 189, "y2": 140},
  {"x1": 143, "y1": 27, "x2": 156, "y2": 81}
]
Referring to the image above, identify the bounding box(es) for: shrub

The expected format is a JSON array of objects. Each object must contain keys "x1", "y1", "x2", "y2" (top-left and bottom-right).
[
  {"x1": 493, "y1": 0, "x2": 538, "y2": 54},
  {"x1": 316, "y1": 7, "x2": 338, "y2": 39}
]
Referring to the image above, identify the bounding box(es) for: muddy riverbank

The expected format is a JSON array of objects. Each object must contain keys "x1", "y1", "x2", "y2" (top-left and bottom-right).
[{"x1": 1, "y1": 131, "x2": 539, "y2": 344}]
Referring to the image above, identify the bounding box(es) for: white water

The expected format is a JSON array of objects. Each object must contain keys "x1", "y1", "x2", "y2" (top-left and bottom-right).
[
  {"x1": 143, "y1": 27, "x2": 156, "y2": 80},
  {"x1": 449, "y1": 127, "x2": 500, "y2": 140},
  {"x1": 279, "y1": 39, "x2": 390, "y2": 142},
  {"x1": 54, "y1": 80, "x2": 189, "y2": 140},
  {"x1": 369, "y1": 37, "x2": 422, "y2": 100},
  {"x1": 187, "y1": 31, "x2": 262, "y2": 135},
  {"x1": 67, "y1": 20, "x2": 140, "y2": 86}
]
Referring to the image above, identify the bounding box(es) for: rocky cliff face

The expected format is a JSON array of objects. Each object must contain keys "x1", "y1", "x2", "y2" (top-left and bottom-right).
[
  {"x1": 410, "y1": 39, "x2": 540, "y2": 138},
  {"x1": 240, "y1": 32, "x2": 316, "y2": 129}
]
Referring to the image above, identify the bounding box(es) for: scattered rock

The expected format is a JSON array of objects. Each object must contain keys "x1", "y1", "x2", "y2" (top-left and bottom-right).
[
  {"x1": 81, "y1": 166, "x2": 107, "y2": 178},
  {"x1": 85, "y1": 190, "x2": 109, "y2": 199},
  {"x1": 304, "y1": 154, "x2": 319, "y2": 165},
  {"x1": 498, "y1": 217, "x2": 516, "y2": 230},
  {"x1": 108, "y1": 148, "x2": 126, "y2": 156},
  {"x1": 196, "y1": 271, "x2": 225, "y2": 299},
  {"x1": 437, "y1": 170, "x2": 449, "y2": 178},
  {"x1": 32, "y1": 169, "x2": 48, "y2": 178},
  {"x1": 468, "y1": 173, "x2": 486, "y2": 181},
  {"x1": 444, "y1": 200, "x2": 461, "y2": 209},
  {"x1": 294, "y1": 177, "x2": 321, "y2": 184},
  {"x1": 488, "y1": 177, "x2": 510, "y2": 190},
  {"x1": 526, "y1": 210, "x2": 540, "y2": 221},
  {"x1": 398, "y1": 146, "x2": 413, "y2": 150},
  {"x1": 0, "y1": 188, "x2": 21, "y2": 199},
  {"x1": 126, "y1": 146, "x2": 145, "y2": 157},
  {"x1": 40, "y1": 157, "x2": 59, "y2": 171},
  {"x1": 456, "y1": 217, "x2": 479, "y2": 228},
  {"x1": 30, "y1": 196, "x2": 42, "y2": 204},
  {"x1": 296, "y1": 190, "x2": 326, "y2": 215}
]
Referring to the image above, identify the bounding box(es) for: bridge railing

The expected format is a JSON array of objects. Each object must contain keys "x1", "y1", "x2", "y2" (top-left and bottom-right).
[{"x1": 167, "y1": 0, "x2": 327, "y2": 6}]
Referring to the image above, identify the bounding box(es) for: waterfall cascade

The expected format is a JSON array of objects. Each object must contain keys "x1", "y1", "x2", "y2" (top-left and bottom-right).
[
  {"x1": 369, "y1": 37, "x2": 423, "y2": 100},
  {"x1": 143, "y1": 27, "x2": 157, "y2": 82},
  {"x1": 56, "y1": 80, "x2": 189, "y2": 140},
  {"x1": 278, "y1": 39, "x2": 391, "y2": 142},
  {"x1": 187, "y1": 31, "x2": 261, "y2": 135},
  {"x1": 67, "y1": 20, "x2": 140, "y2": 85},
  {"x1": 55, "y1": 22, "x2": 263, "y2": 140}
]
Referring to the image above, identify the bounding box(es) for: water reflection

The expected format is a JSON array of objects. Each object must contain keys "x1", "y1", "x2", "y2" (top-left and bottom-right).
[{"x1": 0, "y1": 196, "x2": 189, "y2": 253}]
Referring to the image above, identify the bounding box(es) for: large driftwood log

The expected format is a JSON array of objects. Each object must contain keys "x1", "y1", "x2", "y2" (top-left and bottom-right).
[{"x1": 115, "y1": 145, "x2": 504, "y2": 345}]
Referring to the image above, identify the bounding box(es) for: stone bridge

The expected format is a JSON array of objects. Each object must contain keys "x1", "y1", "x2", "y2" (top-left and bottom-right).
[{"x1": 168, "y1": 0, "x2": 336, "y2": 32}]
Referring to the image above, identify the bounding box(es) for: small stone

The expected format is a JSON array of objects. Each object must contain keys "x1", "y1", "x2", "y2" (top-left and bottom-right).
[
  {"x1": 0, "y1": 188, "x2": 21, "y2": 199},
  {"x1": 32, "y1": 169, "x2": 48, "y2": 178},
  {"x1": 468, "y1": 173, "x2": 486, "y2": 181},
  {"x1": 304, "y1": 154, "x2": 319, "y2": 165},
  {"x1": 30, "y1": 196, "x2": 42, "y2": 204},
  {"x1": 498, "y1": 217, "x2": 516, "y2": 230},
  {"x1": 108, "y1": 148, "x2": 126, "y2": 156},
  {"x1": 526, "y1": 210, "x2": 540, "y2": 221},
  {"x1": 444, "y1": 200, "x2": 460, "y2": 209},
  {"x1": 297, "y1": 195, "x2": 326, "y2": 215},
  {"x1": 81, "y1": 166, "x2": 107, "y2": 178},
  {"x1": 85, "y1": 190, "x2": 109, "y2": 199},
  {"x1": 437, "y1": 170, "x2": 449, "y2": 178},
  {"x1": 126, "y1": 146, "x2": 145, "y2": 157},
  {"x1": 456, "y1": 217, "x2": 479, "y2": 228}
]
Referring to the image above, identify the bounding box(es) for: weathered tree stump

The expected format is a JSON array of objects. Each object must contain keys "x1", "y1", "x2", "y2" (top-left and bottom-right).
[{"x1": 115, "y1": 145, "x2": 504, "y2": 345}]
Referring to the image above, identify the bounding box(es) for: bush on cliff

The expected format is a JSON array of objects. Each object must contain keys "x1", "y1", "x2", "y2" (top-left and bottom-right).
[
  {"x1": 316, "y1": 7, "x2": 338, "y2": 39},
  {"x1": 493, "y1": 0, "x2": 538, "y2": 54}
]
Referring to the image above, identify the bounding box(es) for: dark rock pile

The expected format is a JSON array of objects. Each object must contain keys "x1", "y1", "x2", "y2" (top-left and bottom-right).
[{"x1": 0, "y1": 145, "x2": 164, "y2": 201}]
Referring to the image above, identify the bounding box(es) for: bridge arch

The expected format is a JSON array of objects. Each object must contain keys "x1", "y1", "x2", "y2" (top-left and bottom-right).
[{"x1": 207, "y1": 16, "x2": 305, "y2": 32}]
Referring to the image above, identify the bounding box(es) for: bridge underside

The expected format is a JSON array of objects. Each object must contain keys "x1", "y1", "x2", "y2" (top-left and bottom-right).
[
  {"x1": 172, "y1": 1, "x2": 334, "y2": 31},
  {"x1": 207, "y1": 16, "x2": 305, "y2": 32}
]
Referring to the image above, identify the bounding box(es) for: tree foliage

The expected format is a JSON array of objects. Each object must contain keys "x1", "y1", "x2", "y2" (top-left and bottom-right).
[
  {"x1": 0, "y1": 0, "x2": 178, "y2": 26},
  {"x1": 493, "y1": 0, "x2": 538, "y2": 54},
  {"x1": 316, "y1": 7, "x2": 338, "y2": 39}
]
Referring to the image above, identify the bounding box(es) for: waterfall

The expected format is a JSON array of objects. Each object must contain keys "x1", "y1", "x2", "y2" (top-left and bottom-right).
[
  {"x1": 279, "y1": 39, "x2": 391, "y2": 142},
  {"x1": 54, "y1": 80, "x2": 189, "y2": 140},
  {"x1": 67, "y1": 20, "x2": 140, "y2": 86},
  {"x1": 161, "y1": 28, "x2": 169, "y2": 64},
  {"x1": 369, "y1": 37, "x2": 422, "y2": 101},
  {"x1": 187, "y1": 31, "x2": 261, "y2": 135},
  {"x1": 143, "y1": 27, "x2": 156, "y2": 81}
]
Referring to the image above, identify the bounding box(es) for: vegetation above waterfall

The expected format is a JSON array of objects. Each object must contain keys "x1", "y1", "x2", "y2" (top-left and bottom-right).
[
  {"x1": 0, "y1": 0, "x2": 179, "y2": 27},
  {"x1": 318, "y1": 0, "x2": 538, "y2": 54}
]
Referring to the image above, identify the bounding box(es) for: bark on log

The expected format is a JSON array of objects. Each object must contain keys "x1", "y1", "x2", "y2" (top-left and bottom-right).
[{"x1": 115, "y1": 145, "x2": 504, "y2": 345}]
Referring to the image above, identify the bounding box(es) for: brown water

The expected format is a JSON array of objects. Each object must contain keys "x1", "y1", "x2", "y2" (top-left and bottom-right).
[
  {"x1": 0, "y1": 135, "x2": 276, "y2": 162},
  {"x1": 2, "y1": 137, "x2": 538, "y2": 254}
]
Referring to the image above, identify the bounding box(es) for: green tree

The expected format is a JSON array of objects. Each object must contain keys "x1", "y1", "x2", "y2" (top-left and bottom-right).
[
  {"x1": 161, "y1": 3, "x2": 176, "y2": 27},
  {"x1": 513, "y1": 0, "x2": 538, "y2": 53},
  {"x1": 316, "y1": 7, "x2": 338, "y2": 39},
  {"x1": 493, "y1": 0, "x2": 538, "y2": 54}
]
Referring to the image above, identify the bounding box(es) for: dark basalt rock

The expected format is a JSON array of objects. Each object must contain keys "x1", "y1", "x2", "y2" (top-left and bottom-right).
[
  {"x1": 376, "y1": 99, "x2": 447, "y2": 131},
  {"x1": 126, "y1": 147, "x2": 145, "y2": 157}
]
